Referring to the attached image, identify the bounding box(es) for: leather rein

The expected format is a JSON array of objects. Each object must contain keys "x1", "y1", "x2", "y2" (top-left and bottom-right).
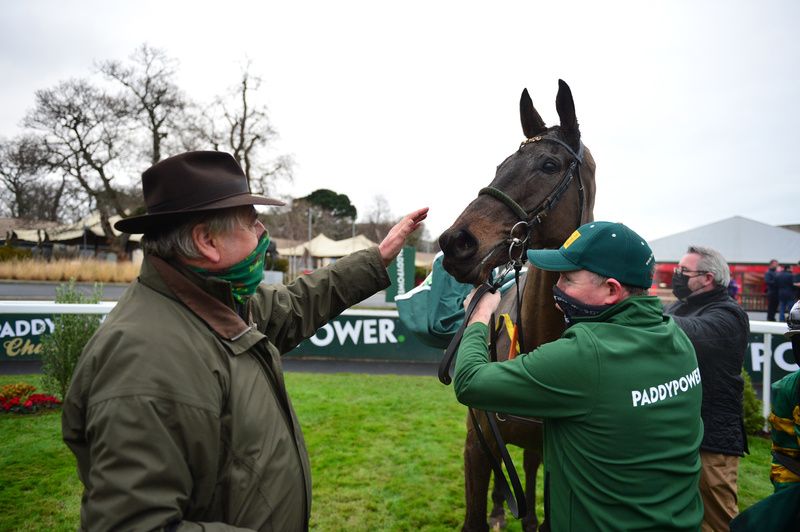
[{"x1": 438, "y1": 134, "x2": 585, "y2": 520}]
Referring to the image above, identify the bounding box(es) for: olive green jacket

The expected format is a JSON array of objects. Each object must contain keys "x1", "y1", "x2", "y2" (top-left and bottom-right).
[{"x1": 62, "y1": 247, "x2": 389, "y2": 531}]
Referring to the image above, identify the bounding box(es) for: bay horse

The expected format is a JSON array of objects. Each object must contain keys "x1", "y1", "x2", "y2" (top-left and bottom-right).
[{"x1": 438, "y1": 80, "x2": 596, "y2": 531}]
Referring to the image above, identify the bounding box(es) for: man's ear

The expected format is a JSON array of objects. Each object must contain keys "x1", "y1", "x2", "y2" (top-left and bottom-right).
[
  {"x1": 191, "y1": 223, "x2": 222, "y2": 264},
  {"x1": 604, "y1": 278, "x2": 625, "y2": 305}
]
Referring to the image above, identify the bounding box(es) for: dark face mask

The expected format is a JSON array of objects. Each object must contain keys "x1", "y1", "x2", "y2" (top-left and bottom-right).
[
  {"x1": 552, "y1": 285, "x2": 613, "y2": 327},
  {"x1": 671, "y1": 272, "x2": 693, "y2": 300}
]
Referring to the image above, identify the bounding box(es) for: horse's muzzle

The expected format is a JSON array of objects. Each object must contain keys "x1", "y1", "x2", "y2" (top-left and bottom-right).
[{"x1": 438, "y1": 228, "x2": 478, "y2": 262}]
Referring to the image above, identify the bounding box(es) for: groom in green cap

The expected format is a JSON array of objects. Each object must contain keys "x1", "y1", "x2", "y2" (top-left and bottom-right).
[{"x1": 454, "y1": 221, "x2": 703, "y2": 531}]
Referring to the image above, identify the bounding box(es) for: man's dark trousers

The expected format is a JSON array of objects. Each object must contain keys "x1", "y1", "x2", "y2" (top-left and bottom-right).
[{"x1": 767, "y1": 292, "x2": 779, "y2": 321}]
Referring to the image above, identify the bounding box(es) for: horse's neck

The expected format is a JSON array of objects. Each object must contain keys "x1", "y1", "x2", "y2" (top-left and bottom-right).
[{"x1": 519, "y1": 268, "x2": 566, "y2": 352}]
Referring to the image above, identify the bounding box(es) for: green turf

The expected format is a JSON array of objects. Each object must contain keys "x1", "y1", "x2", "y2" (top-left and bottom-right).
[{"x1": 0, "y1": 372, "x2": 775, "y2": 530}]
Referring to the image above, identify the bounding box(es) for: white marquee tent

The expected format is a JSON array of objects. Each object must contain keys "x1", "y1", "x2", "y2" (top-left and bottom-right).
[
  {"x1": 277, "y1": 233, "x2": 379, "y2": 272},
  {"x1": 277, "y1": 233, "x2": 377, "y2": 259}
]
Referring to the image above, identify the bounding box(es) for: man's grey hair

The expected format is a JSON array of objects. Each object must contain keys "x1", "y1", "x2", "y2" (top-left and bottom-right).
[
  {"x1": 687, "y1": 245, "x2": 730, "y2": 287},
  {"x1": 140, "y1": 206, "x2": 254, "y2": 260},
  {"x1": 587, "y1": 272, "x2": 650, "y2": 297}
]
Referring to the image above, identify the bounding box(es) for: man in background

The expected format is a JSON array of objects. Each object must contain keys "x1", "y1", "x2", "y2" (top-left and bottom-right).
[
  {"x1": 765, "y1": 259, "x2": 779, "y2": 321},
  {"x1": 777, "y1": 264, "x2": 796, "y2": 322},
  {"x1": 666, "y1": 245, "x2": 750, "y2": 532}
]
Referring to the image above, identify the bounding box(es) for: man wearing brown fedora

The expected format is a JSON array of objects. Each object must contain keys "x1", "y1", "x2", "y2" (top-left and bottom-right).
[{"x1": 62, "y1": 151, "x2": 428, "y2": 531}]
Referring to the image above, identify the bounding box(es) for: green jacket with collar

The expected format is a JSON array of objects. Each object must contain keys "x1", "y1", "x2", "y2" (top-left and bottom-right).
[
  {"x1": 62, "y1": 247, "x2": 389, "y2": 531},
  {"x1": 454, "y1": 296, "x2": 703, "y2": 532}
]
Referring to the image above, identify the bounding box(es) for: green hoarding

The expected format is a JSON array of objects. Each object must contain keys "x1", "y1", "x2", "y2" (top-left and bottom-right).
[
  {"x1": 0, "y1": 314, "x2": 55, "y2": 361},
  {"x1": 385, "y1": 245, "x2": 416, "y2": 302},
  {"x1": 285, "y1": 310, "x2": 442, "y2": 362},
  {"x1": 744, "y1": 332, "x2": 797, "y2": 384},
  {"x1": 2, "y1": 309, "x2": 796, "y2": 378}
]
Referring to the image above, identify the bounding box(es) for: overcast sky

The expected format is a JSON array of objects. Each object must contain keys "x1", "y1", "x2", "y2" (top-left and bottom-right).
[{"x1": 1, "y1": 0, "x2": 797, "y2": 244}]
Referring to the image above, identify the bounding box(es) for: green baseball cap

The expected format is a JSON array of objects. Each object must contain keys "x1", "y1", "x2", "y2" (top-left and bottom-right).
[{"x1": 526, "y1": 221, "x2": 655, "y2": 288}]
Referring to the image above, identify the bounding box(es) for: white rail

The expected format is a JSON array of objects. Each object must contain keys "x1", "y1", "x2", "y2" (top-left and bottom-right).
[
  {"x1": 0, "y1": 301, "x2": 117, "y2": 314},
  {"x1": 0, "y1": 301, "x2": 395, "y2": 318},
  {"x1": 750, "y1": 320, "x2": 790, "y2": 427}
]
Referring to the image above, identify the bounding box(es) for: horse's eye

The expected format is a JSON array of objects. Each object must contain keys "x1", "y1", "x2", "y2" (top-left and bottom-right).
[{"x1": 542, "y1": 160, "x2": 559, "y2": 173}]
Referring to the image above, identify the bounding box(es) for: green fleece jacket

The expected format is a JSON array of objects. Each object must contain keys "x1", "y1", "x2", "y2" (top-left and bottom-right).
[
  {"x1": 454, "y1": 296, "x2": 703, "y2": 531},
  {"x1": 62, "y1": 247, "x2": 389, "y2": 531}
]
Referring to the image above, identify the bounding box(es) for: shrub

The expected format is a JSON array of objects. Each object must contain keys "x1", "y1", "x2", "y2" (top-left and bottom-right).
[
  {"x1": 414, "y1": 266, "x2": 428, "y2": 286},
  {"x1": 742, "y1": 369, "x2": 765, "y2": 434},
  {"x1": 0, "y1": 244, "x2": 32, "y2": 262},
  {"x1": 40, "y1": 280, "x2": 104, "y2": 399},
  {"x1": 0, "y1": 382, "x2": 60, "y2": 414}
]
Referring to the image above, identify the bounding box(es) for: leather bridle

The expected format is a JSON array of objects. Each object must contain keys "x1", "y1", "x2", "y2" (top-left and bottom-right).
[
  {"x1": 478, "y1": 136, "x2": 585, "y2": 243},
  {"x1": 439, "y1": 133, "x2": 586, "y2": 385}
]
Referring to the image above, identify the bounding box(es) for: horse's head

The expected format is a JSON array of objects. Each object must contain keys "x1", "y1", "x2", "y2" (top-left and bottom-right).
[{"x1": 438, "y1": 80, "x2": 596, "y2": 284}]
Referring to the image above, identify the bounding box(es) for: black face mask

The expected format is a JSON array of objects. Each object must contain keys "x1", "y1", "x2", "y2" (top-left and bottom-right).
[
  {"x1": 552, "y1": 285, "x2": 613, "y2": 327},
  {"x1": 671, "y1": 272, "x2": 693, "y2": 300}
]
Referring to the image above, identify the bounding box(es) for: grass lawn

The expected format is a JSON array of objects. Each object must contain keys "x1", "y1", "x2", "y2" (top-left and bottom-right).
[{"x1": 0, "y1": 372, "x2": 775, "y2": 531}]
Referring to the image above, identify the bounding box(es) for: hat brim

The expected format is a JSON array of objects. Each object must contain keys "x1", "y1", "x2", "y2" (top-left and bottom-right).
[
  {"x1": 526, "y1": 248, "x2": 581, "y2": 272},
  {"x1": 114, "y1": 193, "x2": 285, "y2": 234}
]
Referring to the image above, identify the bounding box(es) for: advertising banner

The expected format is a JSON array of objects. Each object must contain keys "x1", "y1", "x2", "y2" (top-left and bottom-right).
[
  {"x1": 0, "y1": 315, "x2": 55, "y2": 361},
  {"x1": 385, "y1": 246, "x2": 416, "y2": 302},
  {"x1": 744, "y1": 332, "x2": 798, "y2": 385},
  {"x1": 285, "y1": 310, "x2": 442, "y2": 362}
]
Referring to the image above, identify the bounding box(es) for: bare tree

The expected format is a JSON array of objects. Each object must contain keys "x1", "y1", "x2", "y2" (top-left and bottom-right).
[
  {"x1": 190, "y1": 65, "x2": 293, "y2": 194},
  {"x1": 0, "y1": 135, "x2": 96, "y2": 224},
  {"x1": 23, "y1": 79, "x2": 132, "y2": 256},
  {"x1": 98, "y1": 44, "x2": 187, "y2": 165},
  {"x1": 355, "y1": 195, "x2": 429, "y2": 248},
  {"x1": 0, "y1": 136, "x2": 49, "y2": 218},
  {"x1": 260, "y1": 202, "x2": 308, "y2": 241},
  {"x1": 358, "y1": 195, "x2": 395, "y2": 243},
  {"x1": 174, "y1": 100, "x2": 216, "y2": 152}
]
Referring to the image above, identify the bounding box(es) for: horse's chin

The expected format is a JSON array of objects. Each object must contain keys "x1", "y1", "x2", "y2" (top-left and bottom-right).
[{"x1": 441, "y1": 256, "x2": 495, "y2": 286}]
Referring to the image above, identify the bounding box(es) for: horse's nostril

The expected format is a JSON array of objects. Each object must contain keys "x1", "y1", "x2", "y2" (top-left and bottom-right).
[{"x1": 439, "y1": 229, "x2": 478, "y2": 260}]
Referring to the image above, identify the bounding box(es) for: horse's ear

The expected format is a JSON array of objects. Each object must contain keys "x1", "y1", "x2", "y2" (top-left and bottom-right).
[
  {"x1": 555, "y1": 79, "x2": 581, "y2": 150},
  {"x1": 520, "y1": 88, "x2": 546, "y2": 139}
]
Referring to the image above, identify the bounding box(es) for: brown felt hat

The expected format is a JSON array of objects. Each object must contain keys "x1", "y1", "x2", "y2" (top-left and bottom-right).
[{"x1": 114, "y1": 151, "x2": 285, "y2": 234}]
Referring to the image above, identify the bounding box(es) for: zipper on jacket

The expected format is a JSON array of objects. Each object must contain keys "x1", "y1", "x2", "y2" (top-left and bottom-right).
[
  {"x1": 250, "y1": 342, "x2": 295, "y2": 431},
  {"x1": 250, "y1": 340, "x2": 310, "y2": 526}
]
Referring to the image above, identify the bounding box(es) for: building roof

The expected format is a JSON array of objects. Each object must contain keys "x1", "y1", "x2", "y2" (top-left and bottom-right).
[
  {"x1": 649, "y1": 216, "x2": 800, "y2": 264},
  {"x1": 9, "y1": 212, "x2": 142, "y2": 243},
  {"x1": 0, "y1": 217, "x2": 61, "y2": 239}
]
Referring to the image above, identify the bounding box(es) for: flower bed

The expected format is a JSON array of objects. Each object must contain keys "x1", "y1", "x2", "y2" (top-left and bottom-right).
[{"x1": 0, "y1": 383, "x2": 60, "y2": 414}]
